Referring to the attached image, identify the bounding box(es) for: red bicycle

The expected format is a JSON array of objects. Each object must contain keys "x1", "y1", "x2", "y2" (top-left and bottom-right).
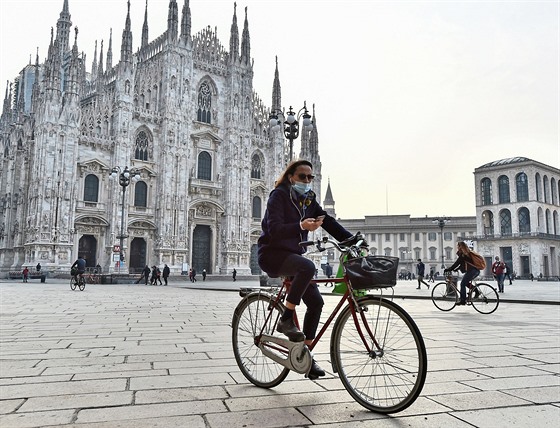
[{"x1": 231, "y1": 233, "x2": 427, "y2": 413}]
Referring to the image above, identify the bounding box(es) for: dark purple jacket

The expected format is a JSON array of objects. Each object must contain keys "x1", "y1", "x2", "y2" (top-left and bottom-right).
[{"x1": 258, "y1": 182, "x2": 351, "y2": 261}]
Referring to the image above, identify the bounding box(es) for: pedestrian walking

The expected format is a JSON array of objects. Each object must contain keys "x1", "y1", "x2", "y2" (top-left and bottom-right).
[
  {"x1": 22, "y1": 267, "x2": 29, "y2": 282},
  {"x1": 492, "y1": 256, "x2": 506, "y2": 293},
  {"x1": 504, "y1": 262, "x2": 513, "y2": 285},
  {"x1": 188, "y1": 268, "x2": 193, "y2": 282},
  {"x1": 428, "y1": 268, "x2": 435, "y2": 282},
  {"x1": 191, "y1": 268, "x2": 197, "y2": 282},
  {"x1": 163, "y1": 264, "x2": 170, "y2": 286},
  {"x1": 415, "y1": 259, "x2": 430, "y2": 289},
  {"x1": 156, "y1": 267, "x2": 163, "y2": 285},
  {"x1": 143, "y1": 265, "x2": 151, "y2": 285},
  {"x1": 202, "y1": 268, "x2": 207, "y2": 281},
  {"x1": 150, "y1": 266, "x2": 157, "y2": 285},
  {"x1": 232, "y1": 268, "x2": 237, "y2": 282}
]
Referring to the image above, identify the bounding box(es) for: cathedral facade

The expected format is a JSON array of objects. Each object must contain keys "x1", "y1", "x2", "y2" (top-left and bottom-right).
[{"x1": 0, "y1": 0, "x2": 322, "y2": 276}]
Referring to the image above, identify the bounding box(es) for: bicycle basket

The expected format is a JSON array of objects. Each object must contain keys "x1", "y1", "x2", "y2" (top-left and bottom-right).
[{"x1": 344, "y1": 256, "x2": 399, "y2": 289}]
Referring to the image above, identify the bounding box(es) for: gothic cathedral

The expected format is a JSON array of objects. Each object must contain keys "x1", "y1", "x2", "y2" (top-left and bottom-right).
[{"x1": 0, "y1": 0, "x2": 322, "y2": 276}]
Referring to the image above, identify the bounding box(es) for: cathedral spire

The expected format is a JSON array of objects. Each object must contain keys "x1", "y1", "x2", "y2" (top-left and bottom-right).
[
  {"x1": 141, "y1": 0, "x2": 149, "y2": 48},
  {"x1": 167, "y1": 0, "x2": 178, "y2": 42},
  {"x1": 120, "y1": 0, "x2": 133, "y2": 63},
  {"x1": 229, "y1": 2, "x2": 239, "y2": 62},
  {"x1": 3, "y1": 81, "x2": 11, "y2": 116},
  {"x1": 272, "y1": 56, "x2": 281, "y2": 112},
  {"x1": 55, "y1": 0, "x2": 72, "y2": 54},
  {"x1": 180, "y1": 0, "x2": 191, "y2": 42},
  {"x1": 98, "y1": 40, "x2": 104, "y2": 77},
  {"x1": 240, "y1": 6, "x2": 251, "y2": 65},
  {"x1": 31, "y1": 47, "x2": 40, "y2": 112},
  {"x1": 106, "y1": 29, "x2": 113, "y2": 70},
  {"x1": 91, "y1": 40, "x2": 98, "y2": 78}
]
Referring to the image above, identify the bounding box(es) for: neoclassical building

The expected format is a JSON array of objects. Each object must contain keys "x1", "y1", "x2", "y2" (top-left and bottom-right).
[
  {"x1": 474, "y1": 157, "x2": 559, "y2": 278},
  {"x1": 0, "y1": 0, "x2": 322, "y2": 276},
  {"x1": 332, "y1": 157, "x2": 559, "y2": 279}
]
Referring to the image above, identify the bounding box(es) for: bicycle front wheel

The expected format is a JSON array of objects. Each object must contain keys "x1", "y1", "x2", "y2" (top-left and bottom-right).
[
  {"x1": 431, "y1": 282, "x2": 457, "y2": 311},
  {"x1": 70, "y1": 278, "x2": 76, "y2": 291},
  {"x1": 78, "y1": 277, "x2": 86, "y2": 291},
  {"x1": 331, "y1": 296, "x2": 427, "y2": 414},
  {"x1": 231, "y1": 293, "x2": 290, "y2": 388},
  {"x1": 471, "y1": 283, "x2": 499, "y2": 314}
]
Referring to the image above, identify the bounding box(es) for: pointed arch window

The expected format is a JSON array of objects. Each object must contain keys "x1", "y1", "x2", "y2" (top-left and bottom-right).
[
  {"x1": 498, "y1": 175, "x2": 510, "y2": 203},
  {"x1": 481, "y1": 177, "x2": 492, "y2": 205},
  {"x1": 135, "y1": 131, "x2": 149, "y2": 161},
  {"x1": 197, "y1": 151, "x2": 212, "y2": 180},
  {"x1": 500, "y1": 209, "x2": 512, "y2": 236},
  {"x1": 252, "y1": 196, "x2": 262, "y2": 219},
  {"x1": 134, "y1": 181, "x2": 148, "y2": 207},
  {"x1": 251, "y1": 155, "x2": 262, "y2": 179},
  {"x1": 84, "y1": 174, "x2": 99, "y2": 202},
  {"x1": 518, "y1": 207, "x2": 531, "y2": 234},
  {"x1": 516, "y1": 172, "x2": 529, "y2": 202},
  {"x1": 197, "y1": 82, "x2": 212, "y2": 124}
]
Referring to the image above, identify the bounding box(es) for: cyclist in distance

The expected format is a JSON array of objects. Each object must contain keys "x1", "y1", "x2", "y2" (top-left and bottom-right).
[
  {"x1": 71, "y1": 255, "x2": 86, "y2": 282},
  {"x1": 444, "y1": 241, "x2": 480, "y2": 305},
  {"x1": 257, "y1": 159, "x2": 353, "y2": 380}
]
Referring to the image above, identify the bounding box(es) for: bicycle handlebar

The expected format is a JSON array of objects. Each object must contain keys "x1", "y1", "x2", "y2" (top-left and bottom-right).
[{"x1": 299, "y1": 232, "x2": 368, "y2": 258}]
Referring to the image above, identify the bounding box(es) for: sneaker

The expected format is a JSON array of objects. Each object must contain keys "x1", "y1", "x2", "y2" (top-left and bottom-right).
[
  {"x1": 276, "y1": 318, "x2": 305, "y2": 342},
  {"x1": 457, "y1": 301, "x2": 467, "y2": 306},
  {"x1": 416, "y1": 287, "x2": 421, "y2": 289},
  {"x1": 307, "y1": 359, "x2": 326, "y2": 380}
]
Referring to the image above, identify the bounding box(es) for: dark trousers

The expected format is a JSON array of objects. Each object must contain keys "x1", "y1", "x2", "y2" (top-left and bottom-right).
[
  {"x1": 261, "y1": 252, "x2": 324, "y2": 340},
  {"x1": 461, "y1": 268, "x2": 480, "y2": 302}
]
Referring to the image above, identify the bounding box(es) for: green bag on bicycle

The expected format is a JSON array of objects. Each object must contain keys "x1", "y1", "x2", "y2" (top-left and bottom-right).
[{"x1": 332, "y1": 255, "x2": 367, "y2": 297}]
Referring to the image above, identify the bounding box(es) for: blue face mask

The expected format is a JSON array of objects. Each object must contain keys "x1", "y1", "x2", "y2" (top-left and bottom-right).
[{"x1": 292, "y1": 182, "x2": 312, "y2": 195}]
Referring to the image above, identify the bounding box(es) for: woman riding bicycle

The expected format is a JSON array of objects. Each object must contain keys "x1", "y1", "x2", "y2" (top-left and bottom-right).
[
  {"x1": 444, "y1": 241, "x2": 480, "y2": 305},
  {"x1": 257, "y1": 159, "x2": 353, "y2": 380}
]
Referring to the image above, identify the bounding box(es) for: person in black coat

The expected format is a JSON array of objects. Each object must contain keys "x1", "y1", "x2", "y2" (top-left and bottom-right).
[
  {"x1": 257, "y1": 160, "x2": 352, "y2": 380},
  {"x1": 162, "y1": 264, "x2": 170, "y2": 286},
  {"x1": 143, "y1": 265, "x2": 151, "y2": 285}
]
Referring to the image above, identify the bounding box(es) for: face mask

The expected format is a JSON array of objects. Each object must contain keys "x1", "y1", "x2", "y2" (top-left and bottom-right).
[{"x1": 292, "y1": 182, "x2": 312, "y2": 195}]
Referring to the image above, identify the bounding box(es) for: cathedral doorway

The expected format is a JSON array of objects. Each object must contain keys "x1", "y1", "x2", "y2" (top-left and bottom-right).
[
  {"x1": 192, "y1": 225, "x2": 211, "y2": 274},
  {"x1": 130, "y1": 238, "x2": 147, "y2": 274},
  {"x1": 250, "y1": 244, "x2": 261, "y2": 274},
  {"x1": 78, "y1": 235, "x2": 97, "y2": 267}
]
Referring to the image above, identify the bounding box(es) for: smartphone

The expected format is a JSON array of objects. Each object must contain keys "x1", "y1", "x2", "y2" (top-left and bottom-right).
[{"x1": 315, "y1": 215, "x2": 326, "y2": 222}]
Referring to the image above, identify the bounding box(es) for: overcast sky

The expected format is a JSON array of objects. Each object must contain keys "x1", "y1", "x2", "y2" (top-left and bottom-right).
[{"x1": 1, "y1": 0, "x2": 558, "y2": 219}]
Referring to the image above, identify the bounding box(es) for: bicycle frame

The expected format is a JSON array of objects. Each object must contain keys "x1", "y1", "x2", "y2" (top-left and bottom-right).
[{"x1": 255, "y1": 276, "x2": 382, "y2": 358}]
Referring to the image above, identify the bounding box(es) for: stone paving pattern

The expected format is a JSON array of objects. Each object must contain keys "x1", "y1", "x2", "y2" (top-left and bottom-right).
[{"x1": 0, "y1": 278, "x2": 559, "y2": 427}]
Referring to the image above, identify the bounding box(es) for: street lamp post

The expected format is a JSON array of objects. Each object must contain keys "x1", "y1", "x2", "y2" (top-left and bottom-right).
[
  {"x1": 269, "y1": 103, "x2": 313, "y2": 162},
  {"x1": 109, "y1": 166, "x2": 141, "y2": 273},
  {"x1": 432, "y1": 216, "x2": 450, "y2": 270}
]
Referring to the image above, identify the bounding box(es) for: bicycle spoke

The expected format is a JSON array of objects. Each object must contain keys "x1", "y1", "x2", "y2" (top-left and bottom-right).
[
  {"x1": 232, "y1": 293, "x2": 289, "y2": 388},
  {"x1": 332, "y1": 297, "x2": 427, "y2": 413}
]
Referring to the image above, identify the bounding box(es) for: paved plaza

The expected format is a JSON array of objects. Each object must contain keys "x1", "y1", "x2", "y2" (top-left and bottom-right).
[{"x1": 0, "y1": 278, "x2": 559, "y2": 427}]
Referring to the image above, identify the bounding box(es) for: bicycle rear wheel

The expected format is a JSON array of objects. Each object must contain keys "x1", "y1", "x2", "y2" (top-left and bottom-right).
[
  {"x1": 70, "y1": 278, "x2": 76, "y2": 291},
  {"x1": 331, "y1": 296, "x2": 427, "y2": 414},
  {"x1": 471, "y1": 283, "x2": 499, "y2": 314},
  {"x1": 431, "y1": 282, "x2": 457, "y2": 311},
  {"x1": 231, "y1": 292, "x2": 290, "y2": 388}
]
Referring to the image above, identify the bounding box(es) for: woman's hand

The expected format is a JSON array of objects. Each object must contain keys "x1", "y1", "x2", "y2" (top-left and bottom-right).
[{"x1": 301, "y1": 217, "x2": 323, "y2": 231}]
